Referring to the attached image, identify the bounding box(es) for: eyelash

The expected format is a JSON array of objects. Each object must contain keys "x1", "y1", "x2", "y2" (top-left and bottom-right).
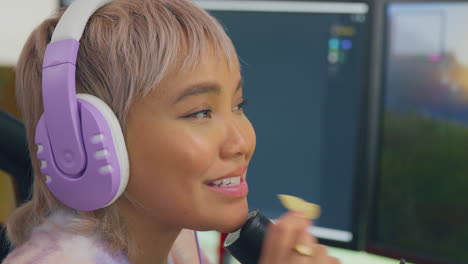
[{"x1": 184, "y1": 99, "x2": 248, "y2": 119}]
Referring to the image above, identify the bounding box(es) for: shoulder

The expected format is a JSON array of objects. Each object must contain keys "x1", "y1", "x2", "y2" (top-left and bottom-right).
[{"x1": 2, "y1": 210, "x2": 129, "y2": 264}]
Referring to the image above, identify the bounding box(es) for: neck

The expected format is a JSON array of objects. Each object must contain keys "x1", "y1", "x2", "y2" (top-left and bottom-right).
[{"x1": 118, "y1": 196, "x2": 181, "y2": 264}]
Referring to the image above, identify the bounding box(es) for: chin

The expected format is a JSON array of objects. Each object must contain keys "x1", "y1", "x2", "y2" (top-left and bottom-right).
[
  {"x1": 215, "y1": 201, "x2": 249, "y2": 233},
  {"x1": 195, "y1": 199, "x2": 249, "y2": 233}
]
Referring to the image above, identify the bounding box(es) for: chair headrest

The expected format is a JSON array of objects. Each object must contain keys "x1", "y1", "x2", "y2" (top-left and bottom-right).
[{"x1": 0, "y1": 109, "x2": 32, "y2": 203}]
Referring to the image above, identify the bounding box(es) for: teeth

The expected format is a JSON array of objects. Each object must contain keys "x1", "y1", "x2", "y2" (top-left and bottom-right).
[
  {"x1": 230, "y1": 177, "x2": 241, "y2": 185},
  {"x1": 210, "y1": 176, "x2": 241, "y2": 187},
  {"x1": 213, "y1": 179, "x2": 223, "y2": 186}
]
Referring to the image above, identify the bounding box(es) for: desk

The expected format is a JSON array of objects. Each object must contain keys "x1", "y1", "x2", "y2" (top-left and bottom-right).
[
  {"x1": 197, "y1": 231, "x2": 406, "y2": 264},
  {"x1": 328, "y1": 247, "x2": 405, "y2": 264}
]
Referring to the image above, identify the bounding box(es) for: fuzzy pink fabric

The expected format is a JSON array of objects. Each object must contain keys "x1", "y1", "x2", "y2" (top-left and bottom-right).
[{"x1": 2, "y1": 210, "x2": 208, "y2": 264}]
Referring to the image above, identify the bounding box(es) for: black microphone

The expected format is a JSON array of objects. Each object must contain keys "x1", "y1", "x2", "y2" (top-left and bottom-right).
[{"x1": 223, "y1": 210, "x2": 272, "y2": 264}]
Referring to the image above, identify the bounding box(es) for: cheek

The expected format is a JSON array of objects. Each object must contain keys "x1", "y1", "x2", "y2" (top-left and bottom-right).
[
  {"x1": 158, "y1": 130, "x2": 215, "y2": 177},
  {"x1": 126, "y1": 122, "x2": 217, "y2": 191}
]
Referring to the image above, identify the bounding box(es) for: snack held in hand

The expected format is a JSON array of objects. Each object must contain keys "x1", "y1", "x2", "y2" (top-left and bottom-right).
[{"x1": 277, "y1": 194, "x2": 321, "y2": 220}]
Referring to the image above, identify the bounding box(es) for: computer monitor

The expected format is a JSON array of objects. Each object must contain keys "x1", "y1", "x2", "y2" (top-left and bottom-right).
[
  {"x1": 367, "y1": 1, "x2": 468, "y2": 263},
  {"x1": 195, "y1": 1, "x2": 371, "y2": 249}
]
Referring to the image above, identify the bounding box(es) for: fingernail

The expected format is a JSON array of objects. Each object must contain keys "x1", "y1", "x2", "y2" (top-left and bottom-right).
[{"x1": 292, "y1": 211, "x2": 306, "y2": 218}]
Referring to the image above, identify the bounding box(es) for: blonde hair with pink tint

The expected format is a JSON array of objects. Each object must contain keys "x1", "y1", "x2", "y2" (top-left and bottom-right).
[{"x1": 8, "y1": 0, "x2": 238, "y2": 257}]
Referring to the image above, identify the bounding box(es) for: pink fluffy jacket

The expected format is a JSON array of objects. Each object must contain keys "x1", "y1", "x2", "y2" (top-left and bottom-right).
[{"x1": 2, "y1": 210, "x2": 208, "y2": 264}]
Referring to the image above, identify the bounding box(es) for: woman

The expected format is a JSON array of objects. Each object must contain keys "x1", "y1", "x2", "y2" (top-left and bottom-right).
[{"x1": 3, "y1": 0, "x2": 340, "y2": 263}]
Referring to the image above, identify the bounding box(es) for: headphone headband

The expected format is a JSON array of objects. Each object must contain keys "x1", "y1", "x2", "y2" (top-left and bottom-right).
[
  {"x1": 42, "y1": 0, "x2": 112, "y2": 176},
  {"x1": 52, "y1": 0, "x2": 112, "y2": 42}
]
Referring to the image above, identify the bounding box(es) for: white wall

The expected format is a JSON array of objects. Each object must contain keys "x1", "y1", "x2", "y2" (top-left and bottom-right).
[{"x1": 0, "y1": 0, "x2": 57, "y2": 66}]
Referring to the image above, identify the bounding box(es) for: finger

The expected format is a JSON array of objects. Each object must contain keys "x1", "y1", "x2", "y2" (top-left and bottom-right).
[
  {"x1": 288, "y1": 226, "x2": 316, "y2": 262},
  {"x1": 293, "y1": 225, "x2": 316, "y2": 252},
  {"x1": 295, "y1": 223, "x2": 317, "y2": 245},
  {"x1": 329, "y1": 256, "x2": 341, "y2": 264},
  {"x1": 260, "y1": 211, "x2": 310, "y2": 262},
  {"x1": 275, "y1": 211, "x2": 311, "y2": 260},
  {"x1": 311, "y1": 245, "x2": 329, "y2": 263}
]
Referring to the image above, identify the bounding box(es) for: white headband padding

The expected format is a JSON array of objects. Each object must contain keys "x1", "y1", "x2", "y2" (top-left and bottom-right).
[{"x1": 51, "y1": 0, "x2": 113, "y2": 42}]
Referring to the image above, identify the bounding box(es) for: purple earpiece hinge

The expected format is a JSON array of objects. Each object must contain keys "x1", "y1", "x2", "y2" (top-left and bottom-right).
[{"x1": 42, "y1": 39, "x2": 85, "y2": 176}]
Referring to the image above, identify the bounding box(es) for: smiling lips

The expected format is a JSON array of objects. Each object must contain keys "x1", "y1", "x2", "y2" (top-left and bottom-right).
[
  {"x1": 205, "y1": 166, "x2": 249, "y2": 198},
  {"x1": 206, "y1": 165, "x2": 247, "y2": 186},
  {"x1": 208, "y1": 176, "x2": 242, "y2": 188}
]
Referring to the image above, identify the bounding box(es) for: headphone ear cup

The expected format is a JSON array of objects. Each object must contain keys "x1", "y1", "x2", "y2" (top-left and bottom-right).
[
  {"x1": 78, "y1": 93, "x2": 130, "y2": 205},
  {"x1": 35, "y1": 94, "x2": 129, "y2": 211}
]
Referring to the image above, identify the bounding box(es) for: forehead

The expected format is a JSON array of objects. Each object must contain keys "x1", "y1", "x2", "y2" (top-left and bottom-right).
[{"x1": 157, "y1": 49, "x2": 241, "y2": 100}]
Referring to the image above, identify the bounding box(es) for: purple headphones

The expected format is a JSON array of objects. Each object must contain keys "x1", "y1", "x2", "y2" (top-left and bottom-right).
[{"x1": 35, "y1": 0, "x2": 129, "y2": 211}]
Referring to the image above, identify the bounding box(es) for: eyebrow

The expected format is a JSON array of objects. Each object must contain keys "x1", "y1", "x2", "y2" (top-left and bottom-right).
[{"x1": 173, "y1": 78, "x2": 243, "y2": 104}]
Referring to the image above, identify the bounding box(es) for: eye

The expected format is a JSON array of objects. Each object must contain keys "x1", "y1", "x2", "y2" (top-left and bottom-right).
[
  {"x1": 233, "y1": 99, "x2": 248, "y2": 112},
  {"x1": 183, "y1": 109, "x2": 212, "y2": 119}
]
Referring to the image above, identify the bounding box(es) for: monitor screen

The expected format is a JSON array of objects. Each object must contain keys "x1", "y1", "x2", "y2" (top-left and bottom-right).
[
  {"x1": 369, "y1": 2, "x2": 468, "y2": 263},
  {"x1": 196, "y1": 1, "x2": 370, "y2": 248}
]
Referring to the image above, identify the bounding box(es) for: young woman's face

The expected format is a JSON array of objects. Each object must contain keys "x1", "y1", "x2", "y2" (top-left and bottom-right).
[{"x1": 125, "y1": 49, "x2": 256, "y2": 232}]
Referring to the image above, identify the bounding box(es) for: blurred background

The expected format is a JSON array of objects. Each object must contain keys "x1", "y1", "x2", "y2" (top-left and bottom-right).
[{"x1": 1, "y1": 0, "x2": 468, "y2": 264}]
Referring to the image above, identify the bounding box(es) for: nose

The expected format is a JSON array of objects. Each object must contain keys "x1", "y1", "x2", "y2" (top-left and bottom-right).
[{"x1": 220, "y1": 117, "x2": 252, "y2": 160}]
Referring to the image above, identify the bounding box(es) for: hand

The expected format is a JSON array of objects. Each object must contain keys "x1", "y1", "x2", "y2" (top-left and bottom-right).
[{"x1": 259, "y1": 211, "x2": 340, "y2": 264}]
